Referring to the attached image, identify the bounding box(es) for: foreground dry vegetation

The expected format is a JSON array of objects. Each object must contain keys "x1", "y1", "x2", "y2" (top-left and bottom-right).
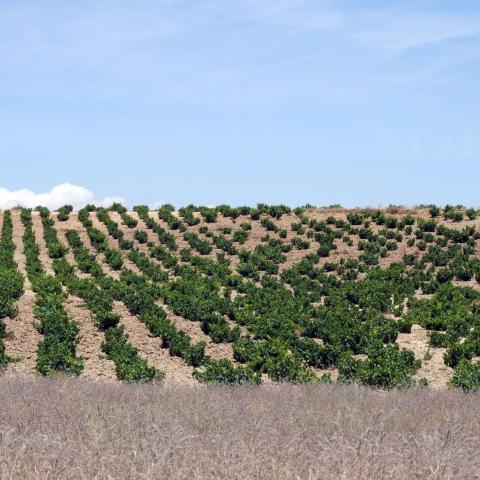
[
  {"x1": 3, "y1": 203, "x2": 480, "y2": 389},
  {"x1": 0, "y1": 378, "x2": 479, "y2": 480}
]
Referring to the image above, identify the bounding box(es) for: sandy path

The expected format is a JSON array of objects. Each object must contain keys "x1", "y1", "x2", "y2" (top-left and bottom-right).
[
  {"x1": 397, "y1": 325, "x2": 453, "y2": 389},
  {"x1": 2, "y1": 207, "x2": 467, "y2": 388},
  {"x1": 109, "y1": 211, "x2": 173, "y2": 279},
  {"x1": 49, "y1": 215, "x2": 119, "y2": 379},
  {"x1": 3, "y1": 291, "x2": 39, "y2": 377},
  {"x1": 113, "y1": 301, "x2": 196, "y2": 385},
  {"x1": 125, "y1": 212, "x2": 158, "y2": 244},
  {"x1": 52, "y1": 213, "x2": 90, "y2": 280},
  {"x1": 109, "y1": 214, "x2": 237, "y2": 361},
  {"x1": 10, "y1": 211, "x2": 31, "y2": 288},
  {"x1": 129, "y1": 214, "x2": 181, "y2": 279},
  {"x1": 63, "y1": 295, "x2": 117, "y2": 381},
  {"x1": 110, "y1": 212, "x2": 140, "y2": 242},
  {"x1": 146, "y1": 215, "x2": 182, "y2": 251},
  {"x1": 168, "y1": 211, "x2": 321, "y2": 273},
  {"x1": 62, "y1": 214, "x2": 201, "y2": 383},
  {"x1": 161, "y1": 302, "x2": 237, "y2": 363},
  {"x1": 65, "y1": 213, "x2": 122, "y2": 279},
  {"x1": 3, "y1": 210, "x2": 41, "y2": 377},
  {"x1": 36, "y1": 213, "x2": 118, "y2": 380},
  {"x1": 110, "y1": 211, "x2": 157, "y2": 252},
  {"x1": 31, "y1": 211, "x2": 55, "y2": 275},
  {"x1": 89, "y1": 213, "x2": 142, "y2": 275}
]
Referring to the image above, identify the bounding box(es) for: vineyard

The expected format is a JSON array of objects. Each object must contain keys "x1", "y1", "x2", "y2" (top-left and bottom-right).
[{"x1": 3, "y1": 203, "x2": 480, "y2": 390}]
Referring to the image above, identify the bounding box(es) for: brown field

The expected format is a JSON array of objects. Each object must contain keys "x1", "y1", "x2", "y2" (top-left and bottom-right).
[
  {"x1": 0, "y1": 378, "x2": 479, "y2": 480},
  {"x1": 3, "y1": 206, "x2": 480, "y2": 387}
]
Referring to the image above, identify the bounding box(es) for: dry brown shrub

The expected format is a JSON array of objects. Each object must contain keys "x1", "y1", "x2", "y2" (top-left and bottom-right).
[{"x1": 0, "y1": 378, "x2": 479, "y2": 479}]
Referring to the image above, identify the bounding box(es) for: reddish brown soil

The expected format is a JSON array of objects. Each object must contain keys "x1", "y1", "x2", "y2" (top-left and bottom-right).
[
  {"x1": 64, "y1": 295, "x2": 117, "y2": 381},
  {"x1": 3, "y1": 207, "x2": 477, "y2": 387},
  {"x1": 3, "y1": 211, "x2": 41, "y2": 377},
  {"x1": 31, "y1": 211, "x2": 55, "y2": 275},
  {"x1": 89, "y1": 213, "x2": 142, "y2": 275},
  {"x1": 113, "y1": 301, "x2": 197, "y2": 384}
]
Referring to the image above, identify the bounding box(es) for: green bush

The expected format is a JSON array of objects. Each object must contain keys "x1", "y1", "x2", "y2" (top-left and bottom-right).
[
  {"x1": 338, "y1": 345, "x2": 419, "y2": 389},
  {"x1": 104, "y1": 248, "x2": 124, "y2": 270},
  {"x1": 134, "y1": 230, "x2": 148, "y2": 244},
  {"x1": 0, "y1": 269, "x2": 24, "y2": 318},
  {"x1": 95, "y1": 310, "x2": 120, "y2": 330},
  {"x1": 466, "y1": 208, "x2": 477, "y2": 221},
  {"x1": 34, "y1": 290, "x2": 84, "y2": 376},
  {"x1": 429, "y1": 205, "x2": 440, "y2": 218},
  {"x1": 47, "y1": 242, "x2": 67, "y2": 259},
  {"x1": 233, "y1": 229, "x2": 249, "y2": 244},
  {"x1": 347, "y1": 212, "x2": 364, "y2": 225},
  {"x1": 121, "y1": 213, "x2": 138, "y2": 228},
  {"x1": 451, "y1": 359, "x2": 480, "y2": 391},
  {"x1": 265, "y1": 355, "x2": 317, "y2": 383},
  {"x1": 102, "y1": 326, "x2": 162, "y2": 382},
  {"x1": 57, "y1": 205, "x2": 73, "y2": 221},
  {"x1": 436, "y1": 268, "x2": 453, "y2": 283},
  {"x1": 194, "y1": 359, "x2": 261, "y2": 385}
]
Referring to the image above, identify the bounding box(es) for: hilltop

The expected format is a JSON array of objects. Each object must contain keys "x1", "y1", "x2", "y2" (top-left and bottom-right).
[{"x1": 2, "y1": 203, "x2": 480, "y2": 390}]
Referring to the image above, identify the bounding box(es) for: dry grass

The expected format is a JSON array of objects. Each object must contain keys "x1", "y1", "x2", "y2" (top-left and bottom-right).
[{"x1": 0, "y1": 379, "x2": 479, "y2": 479}]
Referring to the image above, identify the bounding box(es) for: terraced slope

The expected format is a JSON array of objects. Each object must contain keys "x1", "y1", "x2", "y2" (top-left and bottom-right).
[{"x1": 3, "y1": 203, "x2": 480, "y2": 389}]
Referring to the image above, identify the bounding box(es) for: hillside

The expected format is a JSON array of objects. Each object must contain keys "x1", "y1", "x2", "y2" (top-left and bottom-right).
[{"x1": 2, "y1": 203, "x2": 480, "y2": 390}]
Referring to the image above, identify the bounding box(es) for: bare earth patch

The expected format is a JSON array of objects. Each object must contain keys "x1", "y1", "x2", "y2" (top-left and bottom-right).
[
  {"x1": 113, "y1": 301, "x2": 197, "y2": 385},
  {"x1": 63, "y1": 295, "x2": 117, "y2": 381},
  {"x1": 3, "y1": 207, "x2": 478, "y2": 387},
  {"x1": 3, "y1": 291, "x2": 40, "y2": 377},
  {"x1": 397, "y1": 324, "x2": 453, "y2": 389},
  {"x1": 3, "y1": 211, "x2": 40, "y2": 377}
]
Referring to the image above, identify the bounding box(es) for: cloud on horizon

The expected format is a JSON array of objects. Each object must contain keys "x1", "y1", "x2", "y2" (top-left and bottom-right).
[{"x1": 0, "y1": 183, "x2": 124, "y2": 210}]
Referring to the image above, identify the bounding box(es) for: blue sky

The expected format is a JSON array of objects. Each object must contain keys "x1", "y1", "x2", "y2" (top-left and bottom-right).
[{"x1": 1, "y1": 0, "x2": 479, "y2": 208}]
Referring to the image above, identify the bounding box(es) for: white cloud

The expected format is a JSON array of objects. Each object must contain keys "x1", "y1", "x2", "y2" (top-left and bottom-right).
[
  {"x1": 0, "y1": 183, "x2": 125, "y2": 210},
  {"x1": 97, "y1": 196, "x2": 126, "y2": 208}
]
